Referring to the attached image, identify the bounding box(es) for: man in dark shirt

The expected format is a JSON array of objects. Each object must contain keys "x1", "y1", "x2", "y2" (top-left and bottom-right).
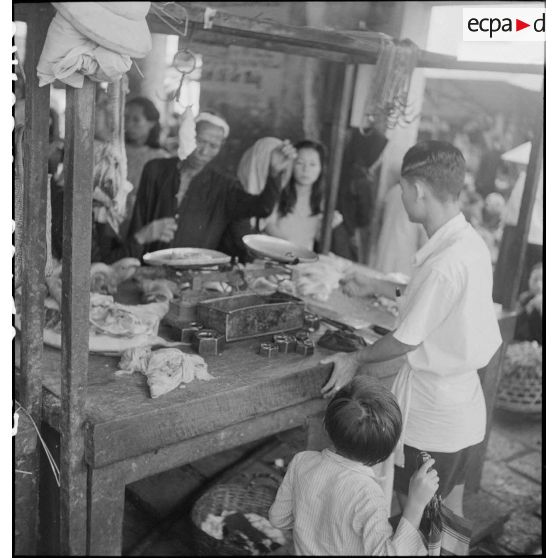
[{"x1": 125, "y1": 112, "x2": 295, "y2": 260}]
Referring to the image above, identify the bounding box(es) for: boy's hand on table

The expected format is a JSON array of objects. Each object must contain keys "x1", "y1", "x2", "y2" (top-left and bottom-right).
[{"x1": 320, "y1": 352, "x2": 360, "y2": 398}]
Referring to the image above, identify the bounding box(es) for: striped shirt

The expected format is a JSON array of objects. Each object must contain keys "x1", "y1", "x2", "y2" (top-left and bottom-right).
[{"x1": 269, "y1": 449, "x2": 426, "y2": 556}]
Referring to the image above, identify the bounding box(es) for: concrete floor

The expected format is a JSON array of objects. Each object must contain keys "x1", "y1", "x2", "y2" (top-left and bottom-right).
[{"x1": 119, "y1": 408, "x2": 542, "y2": 556}]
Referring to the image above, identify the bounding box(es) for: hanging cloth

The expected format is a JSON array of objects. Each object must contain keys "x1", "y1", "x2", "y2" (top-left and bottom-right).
[{"x1": 37, "y1": 2, "x2": 152, "y2": 87}]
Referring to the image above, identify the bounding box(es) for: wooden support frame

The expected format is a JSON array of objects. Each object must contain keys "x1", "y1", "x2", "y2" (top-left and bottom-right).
[
  {"x1": 17, "y1": 5, "x2": 52, "y2": 554},
  {"x1": 320, "y1": 64, "x2": 355, "y2": 253},
  {"x1": 494, "y1": 102, "x2": 544, "y2": 310},
  {"x1": 507, "y1": 126, "x2": 544, "y2": 308},
  {"x1": 59, "y1": 80, "x2": 96, "y2": 555}
]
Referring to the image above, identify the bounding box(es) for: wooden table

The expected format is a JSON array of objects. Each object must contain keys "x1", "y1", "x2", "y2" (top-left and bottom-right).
[
  {"x1": 14, "y1": 286, "x2": 515, "y2": 555},
  {"x1": 15, "y1": 321, "x2": 400, "y2": 555}
]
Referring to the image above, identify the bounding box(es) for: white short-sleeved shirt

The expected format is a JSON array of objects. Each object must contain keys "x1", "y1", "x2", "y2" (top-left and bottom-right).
[{"x1": 393, "y1": 213, "x2": 502, "y2": 452}]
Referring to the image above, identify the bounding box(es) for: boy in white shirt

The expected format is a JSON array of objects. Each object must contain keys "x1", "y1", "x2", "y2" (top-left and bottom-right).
[
  {"x1": 269, "y1": 377, "x2": 439, "y2": 555},
  {"x1": 321, "y1": 140, "x2": 502, "y2": 516}
]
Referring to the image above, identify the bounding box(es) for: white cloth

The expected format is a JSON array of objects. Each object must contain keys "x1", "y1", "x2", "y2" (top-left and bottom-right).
[
  {"x1": 177, "y1": 106, "x2": 197, "y2": 160},
  {"x1": 196, "y1": 112, "x2": 230, "y2": 138},
  {"x1": 504, "y1": 170, "x2": 543, "y2": 245},
  {"x1": 269, "y1": 449, "x2": 426, "y2": 556},
  {"x1": 237, "y1": 137, "x2": 292, "y2": 229},
  {"x1": 37, "y1": 11, "x2": 132, "y2": 87},
  {"x1": 392, "y1": 213, "x2": 502, "y2": 453},
  {"x1": 237, "y1": 137, "x2": 290, "y2": 194}
]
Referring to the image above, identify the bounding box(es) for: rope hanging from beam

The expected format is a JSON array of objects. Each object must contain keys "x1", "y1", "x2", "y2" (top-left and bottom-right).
[{"x1": 362, "y1": 38, "x2": 419, "y2": 130}]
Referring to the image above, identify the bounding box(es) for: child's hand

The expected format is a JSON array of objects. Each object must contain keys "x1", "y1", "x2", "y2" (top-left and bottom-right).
[
  {"x1": 320, "y1": 352, "x2": 360, "y2": 398},
  {"x1": 408, "y1": 458, "x2": 439, "y2": 509}
]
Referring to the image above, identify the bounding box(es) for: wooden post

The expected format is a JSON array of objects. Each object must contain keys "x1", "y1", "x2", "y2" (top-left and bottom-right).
[
  {"x1": 59, "y1": 79, "x2": 96, "y2": 555},
  {"x1": 320, "y1": 63, "x2": 355, "y2": 253},
  {"x1": 501, "y1": 123, "x2": 543, "y2": 310},
  {"x1": 17, "y1": 4, "x2": 52, "y2": 554}
]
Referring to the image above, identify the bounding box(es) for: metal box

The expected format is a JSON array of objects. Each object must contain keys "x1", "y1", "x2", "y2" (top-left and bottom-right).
[{"x1": 197, "y1": 292, "x2": 305, "y2": 342}]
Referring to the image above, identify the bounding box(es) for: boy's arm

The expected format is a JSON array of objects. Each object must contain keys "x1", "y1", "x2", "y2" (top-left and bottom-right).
[
  {"x1": 358, "y1": 497, "x2": 427, "y2": 556},
  {"x1": 321, "y1": 268, "x2": 455, "y2": 397},
  {"x1": 268, "y1": 458, "x2": 297, "y2": 530},
  {"x1": 321, "y1": 333, "x2": 417, "y2": 397}
]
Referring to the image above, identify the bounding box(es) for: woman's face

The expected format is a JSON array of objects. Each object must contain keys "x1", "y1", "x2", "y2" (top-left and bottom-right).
[
  {"x1": 293, "y1": 148, "x2": 322, "y2": 187},
  {"x1": 125, "y1": 104, "x2": 155, "y2": 145}
]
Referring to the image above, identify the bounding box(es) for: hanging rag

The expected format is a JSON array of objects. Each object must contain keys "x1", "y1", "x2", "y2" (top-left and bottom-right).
[
  {"x1": 37, "y1": 2, "x2": 152, "y2": 87},
  {"x1": 237, "y1": 137, "x2": 291, "y2": 195},
  {"x1": 92, "y1": 78, "x2": 133, "y2": 235},
  {"x1": 416, "y1": 452, "x2": 473, "y2": 555},
  {"x1": 177, "y1": 106, "x2": 197, "y2": 160}
]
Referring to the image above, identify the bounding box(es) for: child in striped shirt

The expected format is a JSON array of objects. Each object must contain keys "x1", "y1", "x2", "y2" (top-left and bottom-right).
[{"x1": 269, "y1": 377, "x2": 438, "y2": 555}]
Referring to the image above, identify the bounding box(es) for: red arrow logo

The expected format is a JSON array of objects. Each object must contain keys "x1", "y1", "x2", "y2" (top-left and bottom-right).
[{"x1": 516, "y1": 19, "x2": 530, "y2": 31}]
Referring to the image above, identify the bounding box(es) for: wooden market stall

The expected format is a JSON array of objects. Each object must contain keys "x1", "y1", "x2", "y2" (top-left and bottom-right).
[{"x1": 14, "y1": 2, "x2": 544, "y2": 555}]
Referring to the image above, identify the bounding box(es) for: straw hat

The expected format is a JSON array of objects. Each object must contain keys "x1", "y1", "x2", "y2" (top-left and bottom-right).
[
  {"x1": 501, "y1": 142, "x2": 531, "y2": 166},
  {"x1": 52, "y1": 2, "x2": 152, "y2": 58}
]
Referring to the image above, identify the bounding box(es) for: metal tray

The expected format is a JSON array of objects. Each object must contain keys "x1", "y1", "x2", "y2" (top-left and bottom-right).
[{"x1": 197, "y1": 292, "x2": 305, "y2": 342}]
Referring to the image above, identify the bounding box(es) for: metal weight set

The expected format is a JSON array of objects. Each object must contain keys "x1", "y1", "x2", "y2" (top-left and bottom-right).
[
  {"x1": 192, "y1": 329, "x2": 225, "y2": 356},
  {"x1": 272, "y1": 334, "x2": 296, "y2": 354},
  {"x1": 258, "y1": 330, "x2": 315, "y2": 358},
  {"x1": 258, "y1": 342, "x2": 279, "y2": 358},
  {"x1": 296, "y1": 338, "x2": 315, "y2": 356}
]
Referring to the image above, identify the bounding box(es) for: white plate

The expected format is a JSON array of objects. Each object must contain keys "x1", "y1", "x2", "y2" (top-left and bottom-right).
[
  {"x1": 143, "y1": 248, "x2": 231, "y2": 269},
  {"x1": 242, "y1": 235, "x2": 318, "y2": 264}
]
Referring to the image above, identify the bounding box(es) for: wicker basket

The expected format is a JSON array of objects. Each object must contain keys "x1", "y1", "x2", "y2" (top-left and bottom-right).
[
  {"x1": 496, "y1": 342, "x2": 542, "y2": 414},
  {"x1": 190, "y1": 473, "x2": 285, "y2": 556}
]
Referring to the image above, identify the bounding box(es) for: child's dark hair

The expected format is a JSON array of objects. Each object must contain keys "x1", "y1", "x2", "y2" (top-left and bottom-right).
[
  {"x1": 401, "y1": 140, "x2": 466, "y2": 202},
  {"x1": 278, "y1": 140, "x2": 326, "y2": 217},
  {"x1": 324, "y1": 376, "x2": 402, "y2": 466},
  {"x1": 126, "y1": 97, "x2": 162, "y2": 148}
]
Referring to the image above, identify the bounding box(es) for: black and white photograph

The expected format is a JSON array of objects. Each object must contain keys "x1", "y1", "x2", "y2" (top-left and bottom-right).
[{"x1": 11, "y1": 1, "x2": 546, "y2": 555}]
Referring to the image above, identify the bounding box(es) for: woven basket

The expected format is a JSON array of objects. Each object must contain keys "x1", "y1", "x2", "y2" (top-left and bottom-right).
[
  {"x1": 190, "y1": 473, "x2": 285, "y2": 556},
  {"x1": 496, "y1": 342, "x2": 542, "y2": 414}
]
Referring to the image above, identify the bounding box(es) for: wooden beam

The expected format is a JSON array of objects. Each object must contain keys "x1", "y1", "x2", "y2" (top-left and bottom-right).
[
  {"x1": 147, "y1": 3, "x2": 543, "y2": 74},
  {"x1": 420, "y1": 58, "x2": 544, "y2": 74},
  {"x1": 190, "y1": 29, "x2": 355, "y2": 64},
  {"x1": 59, "y1": 79, "x2": 96, "y2": 556},
  {"x1": 320, "y1": 64, "x2": 355, "y2": 253},
  {"x1": 18, "y1": 4, "x2": 52, "y2": 554}
]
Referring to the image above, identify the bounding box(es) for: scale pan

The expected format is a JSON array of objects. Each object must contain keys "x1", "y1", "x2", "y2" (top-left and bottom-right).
[
  {"x1": 143, "y1": 248, "x2": 231, "y2": 269},
  {"x1": 242, "y1": 234, "x2": 318, "y2": 264}
]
